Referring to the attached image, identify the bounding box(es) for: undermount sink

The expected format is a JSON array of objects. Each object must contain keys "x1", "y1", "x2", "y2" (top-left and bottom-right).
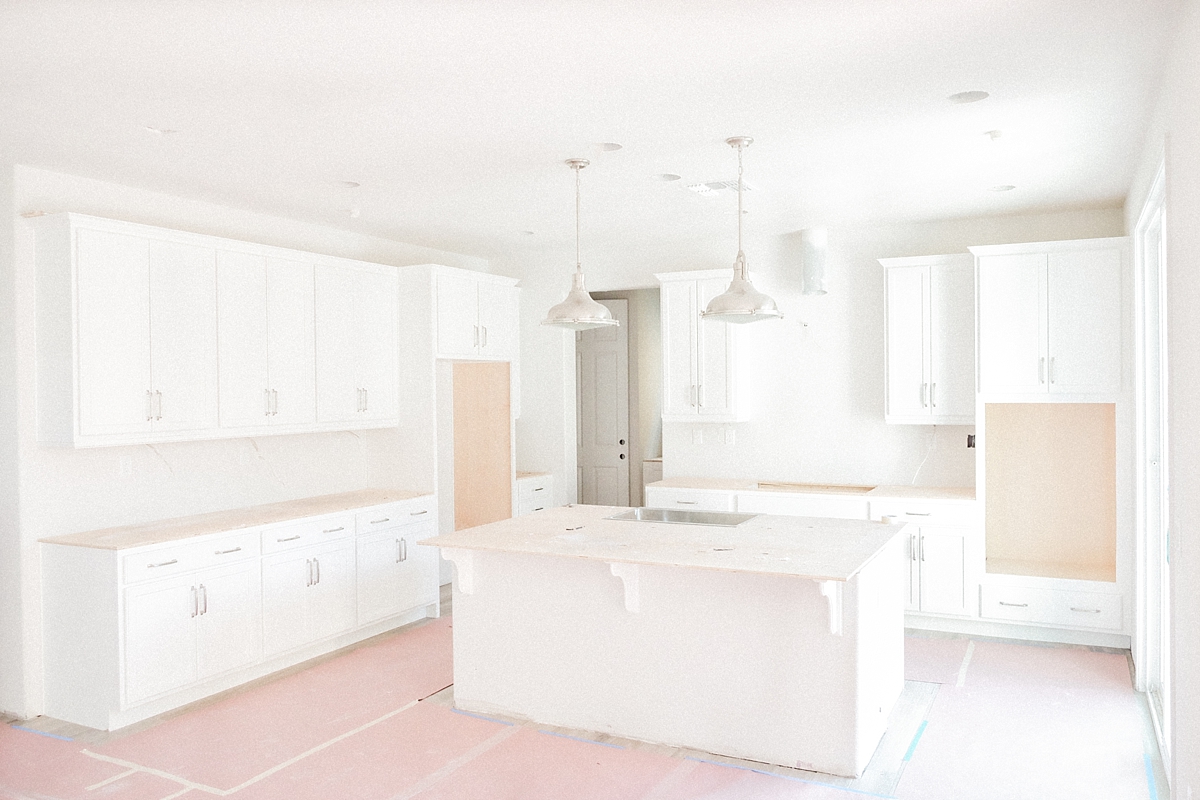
[{"x1": 607, "y1": 508, "x2": 758, "y2": 526}]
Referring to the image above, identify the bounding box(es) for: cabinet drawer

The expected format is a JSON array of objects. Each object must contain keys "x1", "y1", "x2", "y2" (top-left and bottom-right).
[
  {"x1": 262, "y1": 513, "x2": 355, "y2": 554},
  {"x1": 869, "y1": 500, "x2": 977, "y2": 527},
  {"x1": 737, "y1": 492, "x2": 869, "y2": 520},
  {"x1": 122, "y1": 531, "x2": 260, "y2": 584},
  {"x1": 517, "y1": 475, "x2": 552, "y2": 503},
  {"x1": 644, "y1": 487, "x2": 735, "y2": 512},
  {"x1": 517, "y1": 496, "x2": 550, "y2": 515},
  {"x1": 980, "y1": 585, "x2": 1122, "y2": 631},
  {"x1": 355, "y1": 496, "x2": 436, "y2": 532}
]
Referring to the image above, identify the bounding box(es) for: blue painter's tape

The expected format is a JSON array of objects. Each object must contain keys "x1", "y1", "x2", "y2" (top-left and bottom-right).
[
  {"x1": 537, "y1": 729, "x2": 624, "y2": 749},
  {"x1": 11, "y1": 725, "x2": 73, "y2": 742},
  {"x1": 903, "y1": 720, "x2": 928, "y2": 762},
  {"x1": 449, "y1": 708, "x2": 513, "y2": 726},
  {"x1": 682, "y1": 756, "x2": 897, "y2": 798},
  {"x1": 1144, "y1": 753, "x2": 1160, "y2": 800}
]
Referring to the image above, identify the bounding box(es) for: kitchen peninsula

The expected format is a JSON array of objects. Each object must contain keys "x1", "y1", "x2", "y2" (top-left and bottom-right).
[{"x1": 425, "y1": 504, "x2": 907, "y2": 777}]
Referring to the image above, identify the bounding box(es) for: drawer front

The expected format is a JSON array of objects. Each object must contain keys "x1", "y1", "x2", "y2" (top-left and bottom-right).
[
  {"x1": 869, "y1": 500, "x2": 977, "y2": 527},
  {"x1": 644, "y1": 487, "x2": 735, "y2": 512},
  {"x1": 122, "y1": 531, "x2": 260, "y2": 584},
  {"x1": 517, "y1": 496, "x2": 550, "y2": 516},
  {"x1": 517, "y1": 475, "x2": 552, "y2": 504},
  {"x1": 737, "y1": 492, "x2": 869, "y2": 519},
  {"x1": 355, "y1": 496, "x2": 436, "y2": 533},
  {"x1": 980, "y1": 585, "x2": 1123, "y2": 631},
  {"x1": 262, "y1": 513, "x2": 355, "y2": 554}
]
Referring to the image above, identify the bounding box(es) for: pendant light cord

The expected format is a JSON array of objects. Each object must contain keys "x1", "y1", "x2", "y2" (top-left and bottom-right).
[
  {"x1": 575, "y1": 162, "x2": 582, "y2": 274},
  {"x1": 737, "y1": 140, "x2": 744, "y2": 255}
]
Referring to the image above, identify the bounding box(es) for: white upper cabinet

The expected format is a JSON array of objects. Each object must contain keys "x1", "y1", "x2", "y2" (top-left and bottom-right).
[
  {"x1": 34, "y1": 213, "x2": 401, "y2": 446},
  {"x1": 657, "y1": 270, "x2": 742, "y2": 422},
  {"x1": 217, "y1": 252, "x2": 316, "y2": 431},
  {"x1": 36, "y1": 216, "x2": 218, "y2": 447},
  {"x1": 973, "y1": 238, "x2": 1125, "y2": 398},
  {"x1": 880, "y1": 254, "x2": 975, "y2": 424},
  {"x1": 435, "y1": 267, "x2": 519, "y2": 360},
  {"x1": 315, "y1": 261, "x2": 399, "y2": 425}
]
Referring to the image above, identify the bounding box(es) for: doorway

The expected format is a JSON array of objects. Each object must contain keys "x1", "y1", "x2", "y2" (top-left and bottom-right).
[
  {"x1": 1134, "y1": 163, "x2": 1170, "y2": 771},
  {"x1": 577, "y1": 299, "x2": 630, "y2": 505}
]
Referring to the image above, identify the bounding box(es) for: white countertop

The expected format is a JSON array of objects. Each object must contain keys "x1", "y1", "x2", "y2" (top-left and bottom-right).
[
  {"x1": 647, "y1": 477, "x2": 976, "y2": 502},
  {"x1": 422, "y1": 504, "x2": 904, "y2": 582},
  {"x1": 40, "y1": 488, "x2": 431, "y2": 550}
]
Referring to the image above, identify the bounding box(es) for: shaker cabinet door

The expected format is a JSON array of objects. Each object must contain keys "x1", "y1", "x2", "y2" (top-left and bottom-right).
[
  {"x1": 265, "y1": 258, "x2": 317, "y2": 426},
  {"x1": 885, "y1": 266, "x2": 928, "y2": 420},
  {"x1": 977, "y1": 253, "x2": 1046, "y2": 394},
  {"x1": 217, "y1": 250, "x2": 271, "y2": 428},
  {"x1": 124, "y1": 577, "x2": 198, "y2": 704}
]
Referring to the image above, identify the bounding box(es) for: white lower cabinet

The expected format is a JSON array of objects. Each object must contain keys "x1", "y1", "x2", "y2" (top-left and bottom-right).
[
  {"x1": 644, "y1": 486, "x2": 736, "y2": 512},
  {"x1": 736, "y1": 491, "x2": 869, "y2": 519},
  {"x1": 901, "y1": 527, "x2": 970, "y2": 616},
  {"x1": 41, "y1": 491, "x2": 439, "y2": 731},
  {"x1": 980, "y1": 583, "x2": 1122, "y2": 631},
  {"x1": 515, "y1": 473, "x2": 553, "y2": 516}
]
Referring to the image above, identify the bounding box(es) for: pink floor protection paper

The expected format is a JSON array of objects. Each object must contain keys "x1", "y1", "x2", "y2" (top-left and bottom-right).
[{"x1": 903, "y1": 636, "x2": 972, "y2": 684}]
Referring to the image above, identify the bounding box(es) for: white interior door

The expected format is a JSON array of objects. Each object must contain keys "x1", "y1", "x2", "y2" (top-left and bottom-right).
[{"x1": 578, "y1": 299, "x2": 630, "y2": 506}]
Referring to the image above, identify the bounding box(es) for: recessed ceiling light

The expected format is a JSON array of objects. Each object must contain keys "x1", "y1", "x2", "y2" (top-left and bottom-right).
[
  {"x1": 336, "y1": 180, "x2": 361, "y2": 189},
  {"x1": 654, "y1": 173, "x2": 681, "y2": 182},
  {"x1": 948, "y1": 90, "x2": 989, "y2": 104},
  {"x1": 597, "y1": 142, "x2": 623, "y2": 151},
  {"x1": 142, "y1": 125, "x2": 179, "y2": 135},
  {"x1": 989, "y1": 184, "x2": 1016, "y2": 192}
]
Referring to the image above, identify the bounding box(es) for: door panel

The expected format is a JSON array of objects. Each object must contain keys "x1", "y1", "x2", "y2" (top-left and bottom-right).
[
  {"x1": 266, "y1": 258, "x2": 316, "y2": 425},
  {"x1": 918, "y1": 528, "x2": 968, "y2": 616},
  {"x1": 579, "y1": 300, "x2": 629, "y2": 506},
  {"x1": 261, "y1": 551, "x2": 314, "y2": 656},
  {"x1": 124, "y1": 578, "x2": 196, "y2": 704},
  {"x1": 355, "y1": 268, "x2": 398, "y2": 421},
  {"x1": 661, "y1": 280, "x2": 696, "y2": 417},
  {"x1": 885, "y1": 267, "x2": 928, "y2": 419},
  {"x1": 929, "y1": 262, "x2": 975, "y2": 417},
  {"x1": 195, "y1": 563, "x2": 261, "y2": 680},
  {"x1": 314, "y1": 264, "x2": 360, "y2": 422},
  {"x1": 453, "y1": 361, "x2": 512, "y2": 528},
  {"x1": 216, "y1": 250, "x2": 270, "y2": 428},
  {"x1": 436, "y1": 273, "x2": 479, "y2": 357},
  {"x1": 977, "y1": 254, "x2": 1045, "y2": 393},
  {"x1": 1048, "y1": 248, "x2": 1122, "y2": 394},
  {"x1": 307, "y1": 541, "x2": 358, "y2": 642}
]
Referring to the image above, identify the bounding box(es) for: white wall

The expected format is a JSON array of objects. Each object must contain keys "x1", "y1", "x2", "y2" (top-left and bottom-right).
[
  {"x1": 1126, "y1": 1, "x2": 1200, "y2": 795},
  {"x1": 0, "y1": 166, "x2": 21, "y2": 717},
  {"x1": 1, "y1": 165, "x2": 488, "y2": 717},
  {"x1": 663, "y1": 207, "x2": 1125, "y2": 487}
]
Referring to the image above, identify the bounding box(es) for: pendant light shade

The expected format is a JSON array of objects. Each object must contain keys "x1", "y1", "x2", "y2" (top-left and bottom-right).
[
  {"x1": 542, "y1": 159, "x2": 619, "y2": 331},
  {"x1": 701, "y1": 137, "x2": 782, "y2": 323}
]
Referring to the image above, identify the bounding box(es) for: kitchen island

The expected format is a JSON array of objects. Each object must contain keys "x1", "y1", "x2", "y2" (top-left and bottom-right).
[{"x1": 423, "y1": 504, "x2": 907, "y2": 777}]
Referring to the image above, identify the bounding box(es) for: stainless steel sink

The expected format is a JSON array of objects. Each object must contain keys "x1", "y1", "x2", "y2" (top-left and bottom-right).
[{"x1": 606, "y1": 508, "x2": 758, "y2": 526}]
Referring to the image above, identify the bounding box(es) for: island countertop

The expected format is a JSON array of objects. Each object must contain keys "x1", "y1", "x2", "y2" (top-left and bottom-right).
[{"x1": 422, "y1": 504, "x2": 904, "y2": 582}]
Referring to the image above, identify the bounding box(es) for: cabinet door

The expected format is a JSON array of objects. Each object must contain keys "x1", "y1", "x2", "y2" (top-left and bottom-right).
[
  {"x1": 929, "y1": 262, "x2": 976, "y2": 420},
  {"x1": 436, "y1": 272, "x2": 480, "y2": 357},
  {"x1": 355, "y1": 268, "x2": 398, "y2": 422},
  {"x1": 148, "y1": 239, "x2": 218, "y2": 433},
  {"x1": 904, "y1": 532, "x2": 920, "y2": 612},
  {"x1": 216, "y1": 251, "x2": 270, "y2": 428},
  {"x1": 1047, "y1": 248, "x2": 1122, "y2": 394},
  {"x1": 977, "y1": 254, "x2": 1046, "y2": 394},
  {"x1": 356, "y1": 520, "x2": 437, "y2": 624},
  {"x1": 124, "y1": 577, "x2": 197, "y2": 704},
  {"x1": 266, "y1": 258, "x2": 317, "y2": 426},
  {"x1": 194, "y1": 562, "x2": 262, "y2": 681},
  {"x1": 306, "y1": 540, "x2": 358, "y2": 642},
  {"x1": 75, "y1": 228, "x2": 153, "y2": 437},
  {"x1": 261, "y1": 550, "x2": 315, "y2": 657},
  {"x1": 314, "y1": 264, "x2": 361, "y2": 422},
  {"x1": 917, "y1": 528, "x2": 968, "y2": 616},
  {"x1": 696, "y1": 278, "x2": 736, "y2": 418},
  {"x1": 885, "y1": 266, "x2": 928, "y2": 420},
  {"x1": 660, "y1": 280, "x2": 697, "y2": 417},
  {"x1": 477, "y1": 282, "x2": 518, "y2": 360}
]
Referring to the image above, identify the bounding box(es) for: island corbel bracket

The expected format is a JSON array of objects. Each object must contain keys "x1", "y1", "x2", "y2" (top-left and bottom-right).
[
  {"x1": 818, "y1": 580, "x2": 843, "y2": 636},
  {"x1": 442, "y1": 548, "x2": 475, "y2": 595},
  {"x1": 609, "y1": 562, "x2": 640, "y2": 613}
]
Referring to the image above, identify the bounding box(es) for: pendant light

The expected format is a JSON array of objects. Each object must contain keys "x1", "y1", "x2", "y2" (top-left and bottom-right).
[
  {"x1": 700, "y1": 137, "x2": 782, "y2": 323},
  {"x1": 541, "y1": 158, "x2": 619, "y2": 330}
]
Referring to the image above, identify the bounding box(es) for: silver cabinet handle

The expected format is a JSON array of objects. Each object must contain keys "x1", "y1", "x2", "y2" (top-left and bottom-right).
[
  {"x1": 199, "y1": 584, "x2": 207, "y2": 615},
  {"x1": 905, "y1": 511, "x2": 932, "y2": 516},
  {"x1": 400, "y1": 538, "x2": 408, "y2": 562},
  {"x1": 395, "y1": 538, "x2": 402, "y2": 563},
  {"x1": 409, "y1": 510, "x2": 429, "y2": 516},
  {"x1": 154, "y1": 390, "x2": 163, "y2": 421},
  {"x1": 191, "y1": 586, "x2": 198, "y2": 618},
  {"x1": 998, "y1": 601, "x2": 1029, "y2": 608},
  {"x1": 930, "y1": 382, "x2": 936, "y2": 408},
  {"x1": 473, "y1": 324, "x2": 480, "y2": 348},
  {"x1": 1039, "y1": 357, "x2": 1046, "y2": 384},
  {"x1": 697, "y1": 383, "x2": 704, "y2": 407},
  {"x1": 314, "y1": 557, "x2": 320, "y2": 584},
  {"x1": 147, "y1": 559, "x2": 179, "y2": 568},
  {"x1": 909, "y1": 534, "x2": 917, "y2": 562},
  {"x1": 1070, "y1": 606, "x2": 1102, "y2": 614},
  {"x1": 690, "y1": 384, "x2": 697, "y2": 407},
  {"x1": 264, "y1": 388, "x2": 271, "y2": 417},
  {"x1": 214, "y1": 547, "x2": 242, "y2": 555},
  {"x1": 306, "y1": 558, "x2": 313, "y2": 586},
  {"x1": 322, "y1": 527, "x2": 345, "y2": 534},
  {"x1": 1049, "y1": 357, "x2": 1056, "y2": 385},
  {"x1": 370, "y1": 518, "x2": 390, "y2": 524},
  {"x1": 919, "y1": 536, "x2": 925, "y2": 561},
  {"x1": 921, "y1": 382, "x2": 928, "y2": 408},
  {"x1": 676, "y1": 500, "x2": 698, "y2": 505},
  {"x1": 362, "y1": 387, "x2": 368, "y2": 412},
  {"x1": 481, "y1": 326, "x2": 488, "y2": 348},
  {"x1": 271, "y1": 389, "x2": 279, "y2": 416},
  {"x1": 146, "y1": 390, "x2": 154, "y2": 422},
  {"x1": 277, "y1": 534, "x2": 302, "y2": 542}
]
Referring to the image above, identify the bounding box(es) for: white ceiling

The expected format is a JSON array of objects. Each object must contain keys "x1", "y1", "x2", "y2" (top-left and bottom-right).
[{"x1": 0, "y1": 0, "x2": 1177, "y2": 276}]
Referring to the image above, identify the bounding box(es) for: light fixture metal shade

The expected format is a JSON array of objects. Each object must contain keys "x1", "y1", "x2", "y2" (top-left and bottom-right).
[
  {"x1": 541, "y1": 269, "x2": 618, "y2": 330},
  {"x1": 701, "y1": 251, "x2": 782, "y2": 323}
]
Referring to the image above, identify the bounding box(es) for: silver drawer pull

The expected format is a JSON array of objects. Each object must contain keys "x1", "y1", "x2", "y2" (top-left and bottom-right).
[
  {"x1": 214, "y1": 547, "x2": 242, "y2": 555},
  {"x1": 998, "y1": 601, "x2": 1029, "y2": 608},
  {"x1": 1070, "y1": 607, "x2": 1102, "y2": 614},
  {"x1": 409, "y1": 510, "x2": 428, "y2": 516},
  {"x1": 533, "y1": 507, "x2": 545, "y2": 512},
  {"x1": 904, "y1": 512, "x2": 932, "y2": 516},
  {"x1": 532, "y1": 487, "x2": 544, "y2": 492},
  {"x1": 323, "y1": 526, "x2": 346, "y2": 533},
  {"x1": 370, "y1": 518, "x2": 391, "y2": 524},
  {"x1": 147, "y1": 559, "x2": 179, "y2": 569},
  {"x1": 676, "y1": 500, "x2": 699, "y2": 505},
  {"x1": 277, "y1": 535, "x2": 302, "y2": 542}
]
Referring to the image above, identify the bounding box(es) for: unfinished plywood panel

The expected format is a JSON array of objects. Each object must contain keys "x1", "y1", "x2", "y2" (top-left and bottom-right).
[
  {"x1": 453, "y1": 361, "x2": 512, "y2": 530},
  {"x1": 985, "y1": 403, "x2": 1116, "y2": 582}
]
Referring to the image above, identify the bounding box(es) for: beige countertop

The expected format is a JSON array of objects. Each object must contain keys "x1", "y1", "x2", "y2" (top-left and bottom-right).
[
  {"x1": 422, "y1": 504, "x2": 903, "y2": 582},
  {"x1": 647, "y1": 477, "x2": 975, "y2": 503},
  {"x1": 516, "y1": 471, "x2": 550, "y2": 480},
  {"x1": 40, "y1": 488, "x2": 431, "y2": 551}
]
